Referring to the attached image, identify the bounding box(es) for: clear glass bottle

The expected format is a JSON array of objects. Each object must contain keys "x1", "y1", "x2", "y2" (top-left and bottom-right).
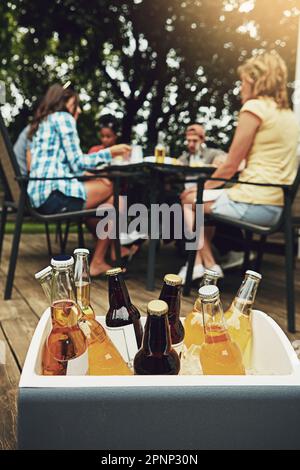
[
  {"x1": 45, "y1": 255, "x2": 88, "y2": 375},
  {"x1": 35, "y1": 265, "x2": 53, "y2": 303},
  {"x1": 184, "y1": 269, "x2": 220, "y2": 350},
  {"x1": 225, "y1": 270, "x2": 262, "y2": 370},
  {"x1": 199, "y1": 285, "x2": 245, "y2": 375},
  {"x1": 74, "y1": 249, "x2": 132, "y2": 375},
  {"x1": 155, "y1": 131, "x2": 166, "y2": 164}
]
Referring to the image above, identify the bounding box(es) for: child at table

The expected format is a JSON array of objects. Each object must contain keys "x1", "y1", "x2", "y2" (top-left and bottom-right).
[{"x1": 88, "y1": 114, "x2": 119, "y2": 154}]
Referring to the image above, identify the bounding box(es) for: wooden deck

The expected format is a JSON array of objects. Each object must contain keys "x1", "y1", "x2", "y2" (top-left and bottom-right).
[{"x1": 0, "y1": 232, "x2": 300, "y2": 449}]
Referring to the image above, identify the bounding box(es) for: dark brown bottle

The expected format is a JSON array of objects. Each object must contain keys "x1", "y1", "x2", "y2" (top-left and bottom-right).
[
  {"x1": 105, "y1": 267, "x2": 143, "y2": 349},
  {"x1": 134, "y1": 300, "x2": 180, "y2": 375},
  {"x1": 159, "y1": 274, "x2": 185, "y2": 355}
]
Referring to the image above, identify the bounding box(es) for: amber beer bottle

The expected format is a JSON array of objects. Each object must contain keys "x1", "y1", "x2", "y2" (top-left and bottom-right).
[
  {"x1": 134, "y1": 300, "x2": 180, "y2": 375},
  {"x1": 74, "y1": 249, "x2": 132, "y2": 375},
  {"x1": 199, "y1": 285, "x2": 245, "y2": 375},
  {"x1": 159, "y1": 274, "x2": 185, "y2": 356},
  {"x1": 46, "y1": 256, "x2": 88, "y2": 375},
  {"x1": 106, "y1": 268, "x2": 143, "y2": 352}
]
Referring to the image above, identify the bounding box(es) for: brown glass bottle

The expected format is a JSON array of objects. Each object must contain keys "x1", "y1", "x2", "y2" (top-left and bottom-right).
[
  {"x1": 106, "y1": 268, "x2": 143, "y2": 349},
  {"x1": 134, "y1": 300, "x2": 180, "y2": 375},
  {"x1": 159, "y1": 274, "x2": 185, "y2": 355}
]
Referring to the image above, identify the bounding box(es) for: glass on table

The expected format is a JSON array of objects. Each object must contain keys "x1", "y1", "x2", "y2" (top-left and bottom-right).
[{"x1": 130, "y1": 145, "x2": 143, "y2": 163}]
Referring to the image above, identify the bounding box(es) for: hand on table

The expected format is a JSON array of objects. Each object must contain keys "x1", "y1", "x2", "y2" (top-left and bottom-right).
[{"x1": 110, "y1": 144, "x2": 131, "y2": 159}]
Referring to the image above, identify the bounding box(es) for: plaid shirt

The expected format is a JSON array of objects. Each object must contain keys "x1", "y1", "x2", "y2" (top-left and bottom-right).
[{"x1": 28, "y1": 112, "x2": 112, "y2": 208}]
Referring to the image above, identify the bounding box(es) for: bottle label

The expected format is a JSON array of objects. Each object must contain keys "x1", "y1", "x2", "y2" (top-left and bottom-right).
[
  {"x1": 172, "y1": 340, "x2": 184, "y2": 358},
  {"x1": 105, "y1": 324, "x2": 138, "y2": 366},
  {"x1": 66, "y1": 349, "x2": 89, "y2": 376}
]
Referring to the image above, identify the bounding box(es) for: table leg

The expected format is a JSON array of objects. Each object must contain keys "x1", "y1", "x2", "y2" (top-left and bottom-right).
[
  {"x1": 146, "y1": 173, "x2": 159, "y2": 291},
  {"x1": 113, "y1": 176, "x2": 122, "y2": 267}
]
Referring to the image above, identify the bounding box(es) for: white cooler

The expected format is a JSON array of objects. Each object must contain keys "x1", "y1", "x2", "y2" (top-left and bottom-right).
[{"x1": 18, "y1": 310, "x2": 300, "y2": 450}]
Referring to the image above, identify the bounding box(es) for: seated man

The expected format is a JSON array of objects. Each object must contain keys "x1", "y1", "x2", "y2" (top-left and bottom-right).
[{"x1": 179, "y1": 124, "x2": 227, "y2": 167}]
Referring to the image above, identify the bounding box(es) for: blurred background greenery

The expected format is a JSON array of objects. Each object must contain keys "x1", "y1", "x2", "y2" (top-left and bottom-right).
[{"x1": 0, "y1": 0, "x2": 299, "y2": 154}]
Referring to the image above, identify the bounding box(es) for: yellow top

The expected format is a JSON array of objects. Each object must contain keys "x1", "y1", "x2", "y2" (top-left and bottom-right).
[
  {"x1": 227, "y1": 98, "x2": 299, "y2": 206},
  {"x1": 164, "y1": 274, "x2": 183, "y2": 286},
  {"x1": 147, "y1": 300, "x2": 168, "y2": 316}
]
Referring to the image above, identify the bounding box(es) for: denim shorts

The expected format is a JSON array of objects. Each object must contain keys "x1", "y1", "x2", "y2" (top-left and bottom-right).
[
  {"x1": 211, "y1": 191, "x2": 282, "y2": 227},
  {"x1": 38, "y1": 190, "x2": 85, "y2": 215}
]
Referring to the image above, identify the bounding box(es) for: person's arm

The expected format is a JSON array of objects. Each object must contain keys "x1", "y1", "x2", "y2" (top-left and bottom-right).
[
  {"x1": 56, "y1": 113, "x2": 113, "y2": 173},
  {"x1": 26, "y1": 147, "x2": 31, "y2": 172},
  {"x1": 205, "y1": 111, "x2": 261, "y2": 189}
]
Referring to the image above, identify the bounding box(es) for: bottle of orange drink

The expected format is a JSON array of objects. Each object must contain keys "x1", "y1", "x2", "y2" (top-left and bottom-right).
[
  {"x1": 73, "y1": 248, "x2": 132, "y2": 375},
  {"x1": 184, "y1": 269, "x2": 220, "y2": 351},
  {"x1": 199, "y1": 285, "x2": 245, "y2": 375},
  {"x1": 224, "y1": 270, "x2": 261, "y2": 370}
]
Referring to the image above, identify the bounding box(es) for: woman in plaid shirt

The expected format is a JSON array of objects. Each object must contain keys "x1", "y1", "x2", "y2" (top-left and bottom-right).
[{"x1": 28, "y1": 84, "x2": 131, "y2": 276}]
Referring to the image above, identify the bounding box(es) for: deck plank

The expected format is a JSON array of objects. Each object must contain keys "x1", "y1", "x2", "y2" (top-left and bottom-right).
[{"x1": 0, "y1": 327, "x2": 20, "y2": 450}]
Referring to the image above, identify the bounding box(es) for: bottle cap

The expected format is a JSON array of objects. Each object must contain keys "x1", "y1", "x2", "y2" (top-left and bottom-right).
[
  {"x1": 35, "y1": 265, "x2": 52, "y2": 280},
  {"x1": 106, "y1": 267, "x2": 123, "y2": 276},
  {"x1": 164, "y1": 274, "x2": 182, "y2": 286},
  {"x1": 74, "y1": 248, "x2": 90, "y2": 255},
  {"x1": 204, "y1": 268, "x2": 220, "y2": 279},
  {"x1": 245, "y1": 270, "x2": 262, "y2": 280},
  {"x1": 51, "y1": 255, "x2": 74, "y2": 268},
  {"x1": 147, "y1": 299, "x2": 168, "y2": 316},
  {"x1": 198, "y1": 285, "x2": 219, "y2": 301}
]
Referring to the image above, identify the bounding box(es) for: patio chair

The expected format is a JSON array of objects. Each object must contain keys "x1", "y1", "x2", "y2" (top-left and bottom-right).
[
  {"x1": 183, "y1": 169, "x2": 300, "y2": 333},
  {"x1": 0, "y1": 113, "x2": 120, "y2": 300}
]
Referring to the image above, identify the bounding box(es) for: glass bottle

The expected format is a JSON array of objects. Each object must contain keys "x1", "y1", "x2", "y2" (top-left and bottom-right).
[
  {"x1": 199, "y1": 285, "x2": 245, "y2": 375},
  {"x1": 155, "y1": 131, "x2": 166, "y2": 164},
  {"x1": 35, "y1": 265, "x2": 67, "y2": 376},
  {"x1": 106, "y1": 268, "x2": 143, "y2": 365},
  {"x1": 74, "y1": 249, "x2": 132, "y2": 375},
  {"x1": 134, "y1": 300, "x2": 180, "y2": 375},
  {"x1": 159, "y1": 274, "x2": 185, "y2": 356},
  {"x1": 225, "y1": 270, "x2": 262, "y2": 370},
  {"x1": 184, "y1": 269, "x2": 220, "y2": 350},
  {"x1": 46, "y1": 255, "x2": 88, "y2": 375}
]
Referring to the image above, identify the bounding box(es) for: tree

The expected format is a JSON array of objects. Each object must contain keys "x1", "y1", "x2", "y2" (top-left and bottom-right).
[{"x1": 0, "y1": 0, "x2": 299, "y2": 152}]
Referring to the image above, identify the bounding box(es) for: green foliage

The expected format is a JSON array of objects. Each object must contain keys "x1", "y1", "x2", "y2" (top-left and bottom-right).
[{"x1": 0, "y1": 0, "x2": 299, "y2": 154}]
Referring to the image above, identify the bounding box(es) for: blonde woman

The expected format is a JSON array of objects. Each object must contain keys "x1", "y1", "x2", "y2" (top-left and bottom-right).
[{"x1": 179, "y1": 51, "x2": 300, "y2": 281}]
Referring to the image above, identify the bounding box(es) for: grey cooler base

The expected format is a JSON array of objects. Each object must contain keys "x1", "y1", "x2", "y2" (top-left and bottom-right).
[{"x1": 18, "y1": 386, "x2": 300, "y2": 450}]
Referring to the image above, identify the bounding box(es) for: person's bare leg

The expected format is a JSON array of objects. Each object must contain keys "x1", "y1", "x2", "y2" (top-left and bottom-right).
[
  {"x1": 195, "y1": 202, "x2": 218, "y2": 268},
  {"x1": 84, "y1": 178, "x2": 113, "y2": 209},
  {"x1": 182, "y1": 188, "x2": 204, "y2": 267},
  {"x1": 197, "y1": 226, "x2": 217, "y2": 268},
  {"x1": 84, "y1": 179, "x2": 114, "y2": 276}
]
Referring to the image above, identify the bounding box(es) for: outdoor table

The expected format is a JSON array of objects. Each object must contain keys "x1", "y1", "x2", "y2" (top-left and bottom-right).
[{"x1": 86, "y1": 160, "x2": 216, "y2": 292}]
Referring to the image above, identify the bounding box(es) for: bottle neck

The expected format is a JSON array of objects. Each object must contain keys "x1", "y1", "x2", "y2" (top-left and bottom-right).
[
  {"x1": 74, "y1": 254, "x2": 93, "y2": 310},
  {"x1": 108, "y1": 274, "x2": 131, "y2": 309},
  {"x1": 159, "y1": 283, "x2": 181, "y2": 321},
  {"x1": 38, "y1": 274, "x2": 53, "y2": 305},
  {"x1": 200, "y1": 275, "x2": 218, "y2": 287},
  {"x1": 51, "y1": 267, "x2": 76, "y2": 305},
  {"x1": 201, "y1": 296, "x2": 228, "y2": 342},
  {"x1": 142, "y1": 314, "x2": 171, "y2": 354},
  {"x1": 232, "y1": 275, "x2": 260, "y2": 316}
]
